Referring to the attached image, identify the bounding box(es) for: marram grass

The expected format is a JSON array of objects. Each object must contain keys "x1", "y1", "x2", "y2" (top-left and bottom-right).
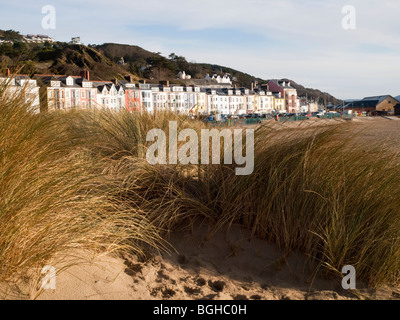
[
  {"x1": 0, "y1": 82, "x2": 164, "y2": 298},
  {"x1": 1, "y1": 78, "x2": 400, "y2": 297},
  {"x1": 69, "y1": 108, "x2": 400, "y2": 287},
  {"x1": 209, "y1": 124, "x2": 400, "y2": 287}
]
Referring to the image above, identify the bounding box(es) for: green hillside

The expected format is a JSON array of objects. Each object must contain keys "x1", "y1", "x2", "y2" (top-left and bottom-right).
[{"x1": 0, "y1": 29, "x2": 339, "y2": 104}]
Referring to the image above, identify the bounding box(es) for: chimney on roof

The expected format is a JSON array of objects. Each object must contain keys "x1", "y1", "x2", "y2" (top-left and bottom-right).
[
  {"x1": 251, "y1": 82, "x2": 254, "y2": 91},
  {"x1": 6, "y1": 68, "x2": 10, "y2": 77},
  {"x1": 112, "y1": 79, "x2": 118, "y2": 85},
  {"x1": 159, "y1": 80, "x2": 170, "y2": 87},
  {"x1": 80, "y1": 70, "x2": 90, "y2": 81},
  {"x1": 139, "y1": 80, "x2": 146, "y2": 84},
  {"x1": 124, "y1": 75, "x2": 133, "y2": 83}
]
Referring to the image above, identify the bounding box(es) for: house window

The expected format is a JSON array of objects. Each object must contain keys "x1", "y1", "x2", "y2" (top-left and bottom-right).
[{"x1": 81, "y1": 91, "x2": 85, "y2": 98}]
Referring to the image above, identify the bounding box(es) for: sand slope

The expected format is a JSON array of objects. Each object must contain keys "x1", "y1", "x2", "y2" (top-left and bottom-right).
[{"x1": 37, "y1": 222, "x2": 400, "y2": 300}]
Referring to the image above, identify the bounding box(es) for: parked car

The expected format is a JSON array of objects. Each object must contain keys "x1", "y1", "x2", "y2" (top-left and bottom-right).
[
  {"x1": 203, "y1": 116, "x2": 215, "y2": 123},
  {"x1": 298, "y1": 112, "x2": 311, "y2": 119}
]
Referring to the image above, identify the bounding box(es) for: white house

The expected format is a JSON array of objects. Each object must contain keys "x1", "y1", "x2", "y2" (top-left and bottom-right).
[
  {"x1": 152, "y1": 85, "x2": 169, "y2": 112},
  {"x1": 240, "y1": 88, "x2": 255, "y2": 114},
  {"x1": 205, "y1": 88, "x2": 247, "y2": 115},
  {"x1": 71, "y1": 37, "x2": 81, "y2": 45},
  {"x1": 23, "y1": 34, "x2": 55, "y2": 43},
  {"x1": 177, "y1": 71, "x2": 191, "y2": 80},
  {"x1": 196, "y1": 88, "x2": 208, "y2": 115},
  {"x1": 223, "y1": 88, "x2": 244, "y2": 115},
  {"x1": 206, "y1": 89, "x2": 229, "y2": 115},
  {"x1": 169, "y1": 85, "x2": 187, "y2": 114},
  {"x1": 94, "y1": 81, "x2": 125, "y2": 110},
  {"x1": 209, "y1": 74, "x2": 232, "y2": 85},
  {"x1": 0, "y1": 73, "x2": 40, "y2": 113},
  {"x1": 139, "y1": 83, "x2": 153, "y2": 113},
  {"x1": 255, "y1": 89, "x2": 274, "y2": 114}
]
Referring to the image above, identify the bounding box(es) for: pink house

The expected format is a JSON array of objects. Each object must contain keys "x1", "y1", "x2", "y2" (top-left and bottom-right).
[{"x1": 268, "y1": 80, "x2": 298, "y2": 113}]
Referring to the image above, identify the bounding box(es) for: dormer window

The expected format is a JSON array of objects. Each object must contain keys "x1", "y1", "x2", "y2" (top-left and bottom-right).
[
  {"x1": 51, "y1": 80, "x2": 60, "y2": 87},
  {"x1": 66, "y1": 77, "x2": 74, "y2": 86}
]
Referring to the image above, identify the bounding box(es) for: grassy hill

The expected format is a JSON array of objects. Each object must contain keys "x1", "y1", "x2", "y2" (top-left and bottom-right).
[
  {"x1": 0, "y1": 29, "x2": 339, "y2": 104},
  {"x1": 94, "y1": 43, "x2": 263, "y2": 87},
  {"x1": 279, "y1": 78, "x2": 341, "y2": 105}
]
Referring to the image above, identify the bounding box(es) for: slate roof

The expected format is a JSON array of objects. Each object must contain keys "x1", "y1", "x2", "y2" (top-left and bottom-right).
[
  {"x1": 345, "y1": 95, "x2": 400, "y2": 108},
  {"x1": 269, "y1": 79, "x2": 295, "y2": 89}
]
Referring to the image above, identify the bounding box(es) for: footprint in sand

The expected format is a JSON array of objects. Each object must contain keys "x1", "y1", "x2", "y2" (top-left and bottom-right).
[
  {"x1": 232, "y1": 294, "x2": 248, "y2": 300},
  {"x1": 208, "y1": 280, "x2": 226, "y2": 292},
  {"x1": 184, "y1": 286, "x2": 201, "y2": 296},
  {"x1": 123, "y1": 260, "x2": 143, "y2": 277},
  {"x1": 162, "y1": 287, "x2": 176, "y2": 298},
  {"x1": 196, "y1": 277, "x2": 207, "y2": 287}
]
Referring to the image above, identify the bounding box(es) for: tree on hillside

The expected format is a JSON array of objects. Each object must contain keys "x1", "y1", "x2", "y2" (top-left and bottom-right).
[
  {"x1": 168, "y1": 53, "x2": 189, "y2": 71},
  {"x1": 2, "y1": 30, "x2": 23, "y2": 42},
  {"x1": 168, "y1": 53, "x2": 178, "y2": 61}
]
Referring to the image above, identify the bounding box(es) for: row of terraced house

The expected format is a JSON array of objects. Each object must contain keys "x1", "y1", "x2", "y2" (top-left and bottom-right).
[{"x1": 1, "y1": 69, "x2": 307, "y2": 115}]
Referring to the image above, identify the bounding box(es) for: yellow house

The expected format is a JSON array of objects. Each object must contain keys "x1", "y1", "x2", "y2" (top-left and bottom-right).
[{"x1": 273, "y1": 94, "x2": 285, "y2": 112}]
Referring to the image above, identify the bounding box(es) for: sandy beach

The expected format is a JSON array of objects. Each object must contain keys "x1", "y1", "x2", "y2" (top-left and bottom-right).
[{"x1": 37, "y1": 221, "x2": 400, "y2": 300}]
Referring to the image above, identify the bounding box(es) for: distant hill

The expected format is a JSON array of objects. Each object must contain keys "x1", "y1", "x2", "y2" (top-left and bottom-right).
[
  {"x1": 0, "y1": 40, "x2": 139, "y2": 82},
  {"x1": 93, "y1": 43, "x2": 262, "y2": 88},
  {"x1": 94, "y1": 43, "x2": 339, "y2": 104},
  {"x1": 0, "y1": 29, "x2": 339, "y2": 104},
  {"x1": 50, "y1": 44, "x2": 133, "y2": 81},
  {"x1": 279, "y1": 79, "x2": 341, "y2": 105}
]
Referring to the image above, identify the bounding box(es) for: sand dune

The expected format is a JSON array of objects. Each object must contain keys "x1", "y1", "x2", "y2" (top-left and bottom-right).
[
  {"x1": 11, "y1": 116, "x2": 400, "y2": 301},
  {"x1": 37, "y1": 222, "x2": 400, "y2": 300}
]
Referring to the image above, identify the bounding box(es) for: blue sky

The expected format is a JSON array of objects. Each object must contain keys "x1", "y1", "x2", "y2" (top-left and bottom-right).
[{"x1": 1, "y1": 0, "x2": 399, "y2": 99}]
